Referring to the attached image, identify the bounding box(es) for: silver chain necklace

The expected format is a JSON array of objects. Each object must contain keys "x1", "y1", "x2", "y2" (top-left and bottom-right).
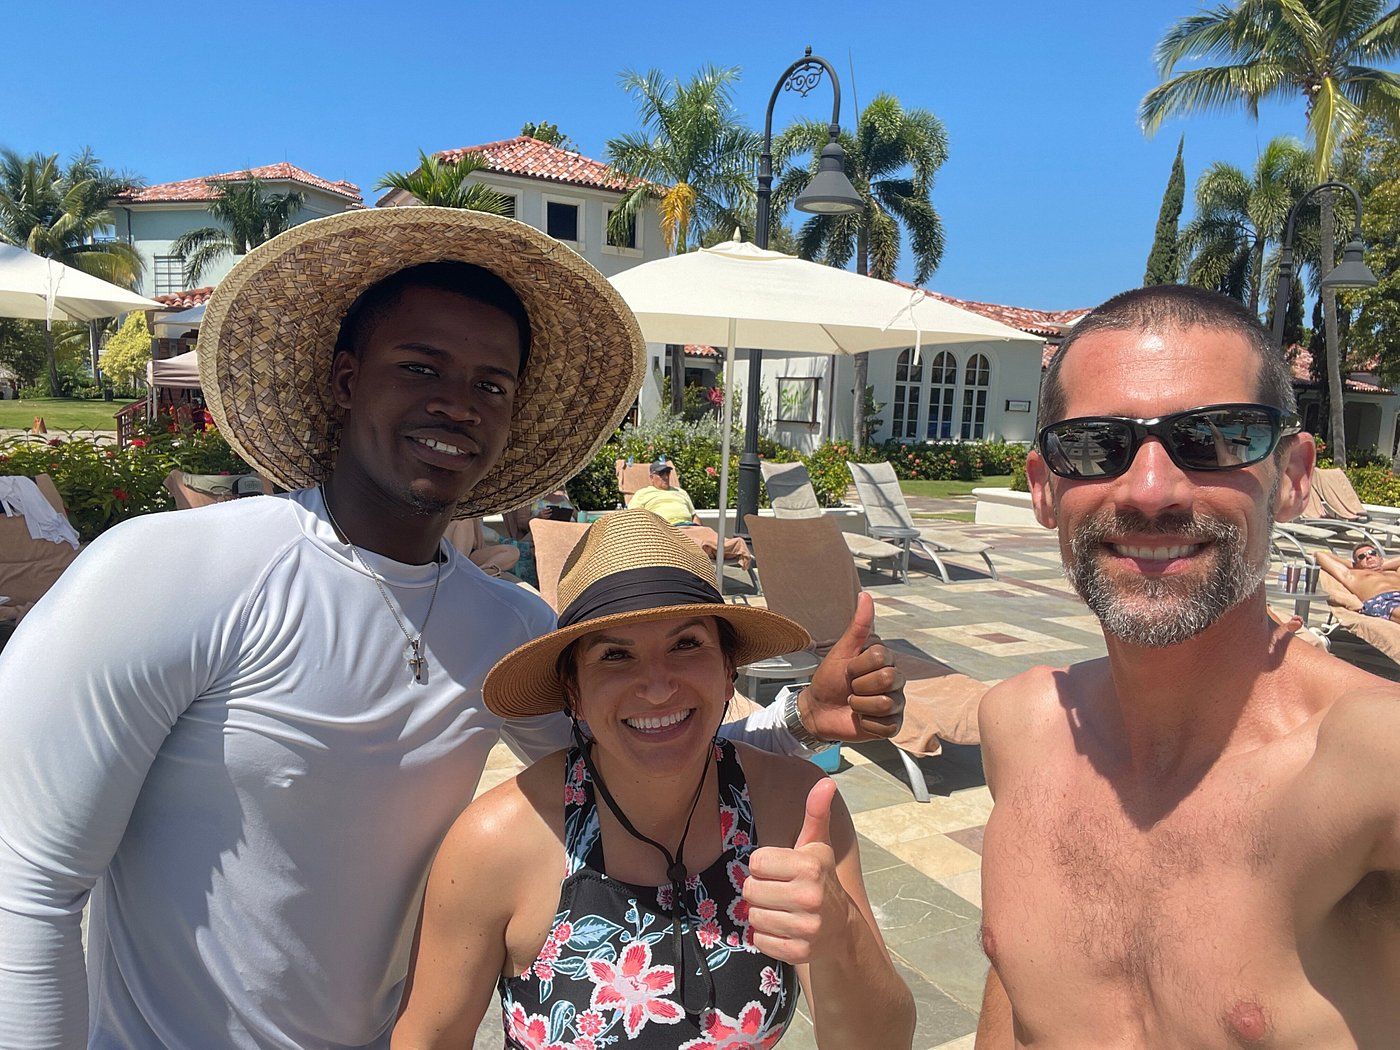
[{"x1": 322, "y1": 486, "x2": 443, "y2": 685}]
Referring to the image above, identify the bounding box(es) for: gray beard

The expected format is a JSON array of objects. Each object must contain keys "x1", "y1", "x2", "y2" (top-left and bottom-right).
[{"x1": 1065, "y1": 506, "x2": 1270, "y2": 648}]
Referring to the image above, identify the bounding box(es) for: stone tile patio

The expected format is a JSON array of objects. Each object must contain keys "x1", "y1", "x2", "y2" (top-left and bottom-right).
[{"x1": 469, "y1": 510, "x2": 1396, "y2": 1048}]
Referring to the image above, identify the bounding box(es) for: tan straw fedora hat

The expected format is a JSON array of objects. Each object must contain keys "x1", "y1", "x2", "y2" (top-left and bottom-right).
[
  {"x1": 198, "y1": 207, "x2": 646, "y2": 517},
  {"x1": 483, "y1": 510, "x2": 811, "y2": 718}
]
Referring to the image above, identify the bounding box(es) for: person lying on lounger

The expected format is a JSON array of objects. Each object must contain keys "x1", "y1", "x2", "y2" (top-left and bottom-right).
[{"x1": 1315, "y1": 544, "x2": 1400, "y2": 621}]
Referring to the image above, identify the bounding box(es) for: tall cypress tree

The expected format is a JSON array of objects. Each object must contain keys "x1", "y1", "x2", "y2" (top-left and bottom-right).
[{"x1": 1144, "y1": 137, "x2": 1186, "y2": 285}]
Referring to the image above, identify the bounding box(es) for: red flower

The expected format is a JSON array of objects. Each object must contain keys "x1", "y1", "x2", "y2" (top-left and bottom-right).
[
  {"x1": 47, "y1": 438, "x2": 63, "y2": 447},
  {"x1": 112, "y1": 488, "x2": 129, "y2": 502},
  {"x1": 586, "y1": 940, "x2": 683, "y2": 1038},
  {"x1": 167, "y1": 423, "x2": 179, "y2": 433},
  {"x1": 678, "y1": 1001, "x2": 783, "y2": 1049},
  {"x1": 705, "y1": 466, "x2": 718, "y2": 477},
  {"x1": 576, "y1": 1011, "x2": 605, "y2": 1038},
  {"x1": 129, "y1": 439, "x2": 148, "y2": 448}
]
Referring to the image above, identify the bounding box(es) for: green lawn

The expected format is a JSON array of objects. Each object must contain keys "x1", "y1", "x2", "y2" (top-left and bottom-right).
[
  {"x1": 0, "y1": 397, "x2": 125, "y2": 431},
  {"x1": 898, "y1": 475, "x2": 1013, "y2": 499}
]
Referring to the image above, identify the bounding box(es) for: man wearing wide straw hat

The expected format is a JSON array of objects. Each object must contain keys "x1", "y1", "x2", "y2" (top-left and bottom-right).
[{"x1": 0, "y1": 208, "x2": 904, "y2": 1049}]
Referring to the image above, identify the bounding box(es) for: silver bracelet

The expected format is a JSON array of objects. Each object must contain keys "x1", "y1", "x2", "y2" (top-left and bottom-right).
[{"x1": 781, "y1": 687, "x2": 835, "y2": 752}]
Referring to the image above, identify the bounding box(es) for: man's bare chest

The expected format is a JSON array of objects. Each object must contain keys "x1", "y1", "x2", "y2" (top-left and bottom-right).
[{"x1": 979, "y1": 761, "x2": 1360, "y2": 1045}]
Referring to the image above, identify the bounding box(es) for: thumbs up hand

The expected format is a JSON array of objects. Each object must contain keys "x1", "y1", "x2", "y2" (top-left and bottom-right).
[
  {"x1": 795, "y1": 592, "x2": 905, "y2": 743},
  {"x1": 742, "y1": 779, "x2": 852, "y2": 965}
]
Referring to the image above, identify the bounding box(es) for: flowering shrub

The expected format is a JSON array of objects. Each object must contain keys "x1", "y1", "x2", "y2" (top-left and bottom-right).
[
  {"x1": 1345, "y1": 466, "x2": 1400, "y2": 507},
  {"x1": 0, "y1": 410, "x2": 253, "y2": 540},
  {"x1": 1011, "y1": 460, "x2": 1030, "y2": 492}
]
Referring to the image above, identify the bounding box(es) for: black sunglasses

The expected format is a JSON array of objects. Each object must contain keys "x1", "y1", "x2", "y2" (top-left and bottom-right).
[{"x1": 1037, "y1": 403, "x2": 1302, "y2": 480}]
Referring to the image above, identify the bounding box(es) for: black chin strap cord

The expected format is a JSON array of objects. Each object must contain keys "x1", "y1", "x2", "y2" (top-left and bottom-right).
[{"x1": 570, "y1": 720, "x2": 716, "y2": 1015}]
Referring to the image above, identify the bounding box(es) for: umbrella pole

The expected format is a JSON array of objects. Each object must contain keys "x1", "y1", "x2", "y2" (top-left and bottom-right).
[{"x1": 714, "y1": 319, "x2": 738, "y2": 596}]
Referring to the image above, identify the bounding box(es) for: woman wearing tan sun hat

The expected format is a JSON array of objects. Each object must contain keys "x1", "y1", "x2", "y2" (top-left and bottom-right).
[
  {"x1": 0, "y1": 206, "x2": 906, "y2": 1050},
  {"x1": 394, "y1": 509, "x2": 915, "y2": 1050}
]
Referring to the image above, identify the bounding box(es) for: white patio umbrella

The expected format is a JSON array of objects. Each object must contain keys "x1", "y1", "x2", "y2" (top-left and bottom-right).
[
  {"x1": 0, "y1": 243, "x2": 161, "y2": 321},
  {"x1": 609, "y1": 239, "x2": 1040, "y2": 590},
  {"x1": 153, "y1": 303, "x2": 205, "y2": 334}
]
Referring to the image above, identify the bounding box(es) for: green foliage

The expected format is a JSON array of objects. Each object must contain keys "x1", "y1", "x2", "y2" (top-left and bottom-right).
[
  {"x1": 170, "y1": 176, "x2": 306, "y2": 285},
  {"x1": 376, "y1": 151, "x2": 515, "y2": 214},
  {"x1": 1180, "y1": 137, "x2": 1314, "y2": 311},
  {"x1": 606, "y1": 66, "x2": 761, "y2": 253},
  {"x1": 0, "y1": 412, "x2": 252, "y2": 540},
  {"x1": 100, "y1": 313, "x2": 151, "y2": 391},
  {"x1": 1346, "y1": 465, "x2": 1400, "y2": 505},
  {"x1": 520, "y1": 121, "x2": 577, "y2": 151},
  {"x1": 0, "y1": 318, "x2": 48, "y2": 386},
  {"x1": 1144, "y1": 137, "x2": 1186, "y2": 285},
  {"x1": 1349, "y1": 132, "x2": 1400, "y2": 382},
  {"x1": 1011, "y1": 460, "x2": 1030, "y2": 492}
]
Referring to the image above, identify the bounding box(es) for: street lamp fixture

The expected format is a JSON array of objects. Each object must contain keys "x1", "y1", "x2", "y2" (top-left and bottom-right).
[
  {"x1": 737, "y1": 49, "x2": 863, "y2": 538},
  {"x1": 1270, "y1": 181, "x2": 1377, "y2": 350}
]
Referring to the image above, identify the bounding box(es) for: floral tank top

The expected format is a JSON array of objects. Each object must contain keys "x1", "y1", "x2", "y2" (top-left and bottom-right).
[{"x1": 498, "y1": 739, "x2": 798, "y2": 1049}]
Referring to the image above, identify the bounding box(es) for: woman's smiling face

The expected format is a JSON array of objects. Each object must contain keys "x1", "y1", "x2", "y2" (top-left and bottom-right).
[{"x1": 569, "y1": 615, "x2": 734, "y2": 780}]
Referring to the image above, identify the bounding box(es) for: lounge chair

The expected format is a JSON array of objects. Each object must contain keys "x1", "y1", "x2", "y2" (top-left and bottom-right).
[
  {"x1": 1274, "y1": 485, "x2": 1391, "y2": 554},
  {"x1": 1311, "y1": 566, "x2": 1400, "y2": 671},
  {"x1": 744, "y1": 513, "x2": 986, "y2": 802},
  {"x1": 616, "y1": 459, "x2": 757, "y2": 586},
  {"x1": 1313, "y1": 468, "x2": 1400, "y2": 533},
  {"x1": 759, "y1": 461, "x2": 903, "y2": 576},
  {"x1": 528, "y1": 517, "x2": 590, "y2": 612},
  {"x1": 163, "y1": 470, "x2": 273, "y2": 510},
  {"x1": 845, "y1": 460, "x2": 998, "y2": 583},
  {"x1": 0, "y1": 473, "x2": 81, "y2": 634}
]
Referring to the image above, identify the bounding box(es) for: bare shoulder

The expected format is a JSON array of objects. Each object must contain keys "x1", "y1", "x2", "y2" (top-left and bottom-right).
[
  {"x1": 1313, "y1": 685, "x2": 1400, "y2": 767},
  {"x1": 733, "y1": 742, "x2": 834, "y2": 849},
  {"x1": 436, "y1": 751, "x2": 566, "y2": 881},
  {"x1": 979, "y1": 659, "x2": 1106, "y2": 793}
]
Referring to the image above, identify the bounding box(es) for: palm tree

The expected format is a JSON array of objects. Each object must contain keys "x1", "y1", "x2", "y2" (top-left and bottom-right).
[
  {"x1": 1180, "y1": 137, "x2": 1315, "y2": 312},
  {"x1": 605, "y1": 65, "x2": 761, "y2": 410},
  {"x1": 376, "y1": 151, "x2": 516, "y2": 215},
  {"x1": 606, "y1": 66, "x2": 759, "y2": 253},
  {"x1": 170, "y1": 176, "x2": 306, "y2": 285},
  {"x1": 1140, "y1": 0, "x2": 1400, "y2": 463},
  {"x1": 0, "y1": 148, "x2": 143, "y2": 393},
  {"x1": 774, "y1": 93, "x2": 949, "y2": 447}
]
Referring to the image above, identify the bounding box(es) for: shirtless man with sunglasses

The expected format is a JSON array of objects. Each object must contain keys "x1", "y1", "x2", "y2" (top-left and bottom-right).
[
  {"x1": 974, "y1": 285, "x2": 1399, "y2": 1048},
  {"x1": 1316, "y1": 544, "x2": 1400, "y2": 623}
]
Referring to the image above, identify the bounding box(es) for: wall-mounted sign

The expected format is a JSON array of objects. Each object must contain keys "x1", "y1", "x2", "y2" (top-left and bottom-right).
[{"x1": 1005, "y1": 399, "x2": 1032, "y2": 413}]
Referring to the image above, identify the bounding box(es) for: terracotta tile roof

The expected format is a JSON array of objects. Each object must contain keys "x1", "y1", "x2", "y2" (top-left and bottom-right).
[
  {"x1": 684, "y1": 344, "x2": 720, "y2": 358},
  {"x1": 152, "y1": 287, "x2": 214, "y2": 309},
  {"x1": 115, "y1": 163, "x2": 362, "y2": 204},
  {"x1": 919, "y1": 289, "x2": 1089, "y2": 340},
  {"x1": 1287, "y1": 344, "x2": 1392, "y2": 394},
  {"x1": 435, "y1": 136, "x2": 649, "y2": 194}
]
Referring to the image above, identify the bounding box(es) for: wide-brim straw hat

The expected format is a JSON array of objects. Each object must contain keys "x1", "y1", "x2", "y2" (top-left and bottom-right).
[
  {"x1": 484, "y1": 509, "x2": 811, "y2": 718},
  {"x1": 198, "y1": 207, "x2": 646, "y2": 518}
]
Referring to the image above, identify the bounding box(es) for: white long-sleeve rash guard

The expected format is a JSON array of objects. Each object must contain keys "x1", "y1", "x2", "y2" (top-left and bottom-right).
[{"x1": 0, "y1": 487, "x2": 804, "y2": 1049}]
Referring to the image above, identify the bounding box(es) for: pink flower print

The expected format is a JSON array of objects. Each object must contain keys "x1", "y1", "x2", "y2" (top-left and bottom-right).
[
  {"x1": 727, "y1": 859, "x2": 748, "y2": 893},
  {"x1": 533, "y1": 961, "x2": 555, "y2": 982},
  {"x1": 759, "y1": 966, "x2": 782, "y2": 996},
  {"x1": 657, "y1": 881, "x2": 674, "y2": 910},
  {"x1": 538, "y1": 938, "x2": 560, "y2": 963},
  {"x1": 719, "y1": 808, "x2": 736, "y2": 845},
  {"x1": 679, "y1": 1001, "x2": 784, "y2": 1049},
  {"x1": 505, "y1": 1003, "x2": 569, "y2": 1050},
  {"x1": 587, "y1": 940, "x2": 684, "y2": 1038},
  {"x1": 732, "y1": 830, "x2": 750, "y2": 848},
  {"x1": 572, "y1": 1039, "x2": 595, "y2": 1050},
  {"x1": 554, "y1": 921, "x2": 573, "y2": 944},
  {"x1": 713, "y1": 742, "x2": 724, "y2": 762},
  {"x1": 698, "y1": 898, "x2": 717, "y2": 921},
  {"x1": 576, "y1": 1011, "x2": 605, "y2": 1038},
  {"x1": 697, "y1": 918, "x2": 722, "y2": 948},
  {"x1": 564, "y1": 785, "x2": 587, "y2": 806},
  {"x1": 569, "y1": 757, "x2": 587, "y2": 784}
]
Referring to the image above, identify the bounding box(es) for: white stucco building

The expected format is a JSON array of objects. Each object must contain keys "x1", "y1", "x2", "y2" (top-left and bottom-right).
[{"x1": 109, "y1": 163, "x2": 364, "y2": 298}]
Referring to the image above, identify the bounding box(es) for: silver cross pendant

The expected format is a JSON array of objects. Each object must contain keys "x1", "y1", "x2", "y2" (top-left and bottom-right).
[{"x1": 407, "y1": 641, "x2": 428, "y2": 684}]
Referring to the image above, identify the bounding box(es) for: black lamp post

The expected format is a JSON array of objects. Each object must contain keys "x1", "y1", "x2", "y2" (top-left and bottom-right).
[
  {"x1": 1269, "y1": 180, "x2": 1378, "y2": 350},
  {"x1": 736, "y1": 48, "x2": 863, "y2": 538}
]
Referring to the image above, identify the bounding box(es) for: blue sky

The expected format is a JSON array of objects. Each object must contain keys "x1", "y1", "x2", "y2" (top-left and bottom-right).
[{"x1": 4, "y1": 1, "x2": 1339, "y2": 309}]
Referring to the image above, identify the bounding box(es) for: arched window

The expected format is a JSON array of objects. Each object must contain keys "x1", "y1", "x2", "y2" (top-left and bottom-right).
[
  {"x1": 890, "y1": 348, "x2": 923, "y2": 440},
  {"x1": 960, "y1": 353, "x2": 990, "y2": 439},
  {"x1": 924, "y1": 351, "x2": 957, "y2": 440}
]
